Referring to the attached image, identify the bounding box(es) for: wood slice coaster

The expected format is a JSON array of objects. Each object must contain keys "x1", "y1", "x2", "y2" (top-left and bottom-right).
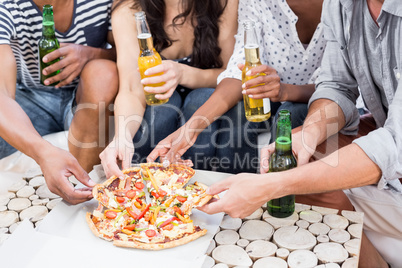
[
  {"x1": 262, "y1": 211, "x2": 299, "y2": 229},
  {"x1": 0, "y1": 211, "x2": 19, "y2": 228},
  {"x1": 220, "y1": 215, "x2": 242, "y2": 231},
  {"x1": 32, "y1": 198, "x2": 50, "y2": 206},
  {"x1": 295, "y1": 203, "x2": 311, "y2": 213},
  {"x1": 36, "y1": 185, "x2": 59, "y2": 199},
  {"x1": 341, "y1": 258, "x2": 358, "y2": 268},
  {"x1": 312, "y1": 205, "x2": 339, "y2": 215},
  {"x1": 23, "y1": 168, "x2": 43, "y2": 180},
  {"x1": 7, "y1": 198, "x2": 31, "y2": 212},
  {"x1": 275, "y1": 248, "x2": 290, "y2": 260},
  {"x1": 202, "y1": 255, "x2": 215, "y2": 268},
  {"x1": 16, "y1": 186, "x2": 35, "y2": 198},
  {"x1": 215, "y1": 230, "x2": 240, "y2": 246},
  {"x1": 29, "y1": 195, "x2": 39, "y2": 201},
  {"x1": 0, "y1": 194, "x2": 10, "y2": 206},
  {"x1": 299, "y1": 210, "x2": 323, "y2": 223},
  {"x1": 0, "y1": 205, "x2": 7, "y2": 212},
  {"x1": 206, "y1": 239, "x2": 216, "y2": 256},
  {"x1": 19, "y1": 206, "x2": 48, "y2": 222},
  {"x1": 341, "y1": 211, "x2": 364, "y2": 224},
  {"x1": 343, "y1": 239, "x2": 360, "y2": 257},
  {"x1": 239, "y1": 220, "x2": 274, "y2": 241},
  {"x1": 313, "y1": 242, "x2": 348, "y2": 264},
  {"x1": 35, "y1": 220, "x2": 43, "y2": 228},
  {"x1": 253, "y1": 257, "x2": 287, "y2": 268},
  {"x1": 295, "y1": 220, "x2": 309, "y2": 229},
  {"x1": 245, "y1": 240, "x2": 277, "y2": 261},
  {"x1": 347, "y1": 224, "x2": 363, "y2": 239},
  {"x1": 316, "y1": 263, "x2": 341, "y2": 268},
  {"x1": 308, "y1": 222, "x2": 330, "y2": 236},
  {"x1": 244, "y1": 207, "x2": 263, "y2": 221},
  {"x1": 212, "y1": 245, "x2": 253, "y2": 267},
  {"x1": 287, "y1": 249, "x2": 318, "y2": 268},
  {"x1": 29, "y1": 176, "x2": 46, "y2": 188},
  {"x1": 236, "y1": 238, "x2": 250, "y2": 249},
  {"x1": 8, "y1": 180, "x2": 27, "y2": 193},
  {"x1": 317, "y1": 234, "x2": 330, "y2": 243},
  {"x1": 273, "y1": 226, "x2": 317, "y2": 251},
  {"x1": 323, "y1": 214, "x2": 349, "y2": 230},
  {"x1": 6, "y1": 192, "x2": 16, "y2": 199},
  {"x1": 46, "y1": 198, "x2": 62, "y2": 210},
  {"x1": 328, "y1": 229, "x2": 350, "y2": 244},
  {"x1": 212, "y1": 264, "x2": 229, "y2": 268}
]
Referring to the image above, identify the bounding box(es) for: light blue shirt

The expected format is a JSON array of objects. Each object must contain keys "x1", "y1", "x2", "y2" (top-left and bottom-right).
[{"x1": 310, "y1": 0, "x2": 402, "y2": 193}]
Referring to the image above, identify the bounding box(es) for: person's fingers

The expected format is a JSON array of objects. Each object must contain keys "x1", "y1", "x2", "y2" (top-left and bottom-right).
[
  {"x1": 197, "y1": 199, "x2": 225, "y2": 215},
  {"x1": 237, "y1": 63, "x2": 245, "y2": 71},
  {"x1": 121, "y1": 148, "x2": 134, "y2": 171},
  {"x1": 245, "y1": 64, "x2": 276, "y2": 76},
  {"x1": 55, "y1": 70, "x2": 79, "y2": 88},
  {"x1": 53, "y1": 177, "x2": 92, "y2": 205},
  {"x1": 155, "y1": 87, "x2": 175, "y2": 100},
  {"x1": 147, "y1": 142, "x2": 171, "y2": 163},
  {"x1": 205, "y1": 178, "x2": 232, "y2": 195},
  {"x1": 42, "y1": 46, "x2": 68, "y2": 63},
  {"x1": 69, "y1": 159, "x2": 96, "y2": 187},
  {"x1": 260, "y1": 143, "x2": 275, "y2": 173}
]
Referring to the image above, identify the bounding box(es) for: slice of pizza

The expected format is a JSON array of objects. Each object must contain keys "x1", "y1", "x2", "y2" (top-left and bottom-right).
[
  {"x1": 112, "y1": 208, "x2": 207, "y2": 250},
  {"x1": 140, "y1": 162, "x2": 195, "y2": 192},
  {"x1": 160, "y1": 182, "x2": 216, "y2": 215},
  {"x1": 92, "y1": 167, "x2": 146, "y2": 210}
]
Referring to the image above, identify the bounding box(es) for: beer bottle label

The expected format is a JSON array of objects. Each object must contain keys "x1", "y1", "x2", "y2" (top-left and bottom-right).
[{"x1": 263, "y1": 98, "x2": 271, "y2": 114}]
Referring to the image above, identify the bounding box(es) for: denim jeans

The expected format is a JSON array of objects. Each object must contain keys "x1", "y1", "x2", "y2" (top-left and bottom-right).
[
  {"x1": 132, "y1": 90, "x2": 182, "y2": 163},
  {"x1": 181, "y1": 88, "x2": 269, "y2": 174},
  {"x1": 0, "y1": 85, "x2": 75, "y2": 159}
]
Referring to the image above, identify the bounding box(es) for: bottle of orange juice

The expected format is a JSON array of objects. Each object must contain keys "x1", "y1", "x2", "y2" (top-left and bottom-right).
[
  {"x1": 135, "y1": 11, "x2": 168, "y2": 106},
  {"x1": 242, "y1": 20, "x2": 270, "y2": 122}
]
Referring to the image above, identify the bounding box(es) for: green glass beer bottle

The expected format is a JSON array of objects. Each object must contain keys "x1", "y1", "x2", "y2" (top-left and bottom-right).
[
  {"x1": 39, "y1": 4, "x2": 60, "y2": 86},
  {"x1": 267, "y1": 110, "x2": 297, "y2": 218}
]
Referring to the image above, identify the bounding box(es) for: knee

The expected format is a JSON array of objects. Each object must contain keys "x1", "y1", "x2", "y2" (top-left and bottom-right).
[
  {"x1": 79, "y1": 59, "x2": 118, "y2": 104},
  {"x1": 182, "y1": 88, "x2": 214, "y2": 119}
]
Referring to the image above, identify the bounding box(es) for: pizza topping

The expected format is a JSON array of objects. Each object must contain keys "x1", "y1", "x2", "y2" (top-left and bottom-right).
[
  {"x1": 176, "y1": 196, "x2": 187, "y2": 203},
  {"x1": 123, "y1": 223, "x2": 136, "y2": 231},
  {"x1": 126, "y1": 190, "x2": 137, "y2": 199},
  {"x1": 162, "y1": 223, "x2": 174, "y2": 230},
  {"x1": 145, "y1": 229, "x2": 156, "y2": 237},
  {"x1": 137, "y1": 203, "x2": 151, "y2": 220},
  {"x1": 116, "y1": 196, "x2": 125, "y2": 203},
  {"x1": 126, "y1": 207, "x2": 139, "y2": 219},
  {"x1": 135, "y1": 182, "x2": 144, "y2": 190},
  {"x1": 105, "y1": 210, "x2": 118, "y2": 219},
  {"x1": 158, "y1": 189, "x2": 167, "y2": 197}
]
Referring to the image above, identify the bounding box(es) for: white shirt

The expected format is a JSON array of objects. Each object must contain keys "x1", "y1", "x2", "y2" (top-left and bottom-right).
[{"x1": 218, "y1": 0, "x2": 326, "y2": 86}]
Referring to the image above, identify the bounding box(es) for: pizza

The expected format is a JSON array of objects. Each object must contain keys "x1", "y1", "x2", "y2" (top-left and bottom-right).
[{"x1": 87, "y1": 163, "x2": 214, "y2": 250}]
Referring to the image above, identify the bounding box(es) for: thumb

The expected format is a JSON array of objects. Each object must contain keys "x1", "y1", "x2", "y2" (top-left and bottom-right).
[
  {"x1": 206, "y1": 178, "x2": 231, "y2": 195},
  {"x1": 297, "y1": 151, "x2": 311, "y2": 166},
  {"x1": 260, "y1": 143, "x2": 275, "y2": 173},
  {"x1": 70, "y1": 161, "x2": 95, "y2": 187},
  {"x1": 237, "y1": 63, "x2": 245, "y2": 71}
]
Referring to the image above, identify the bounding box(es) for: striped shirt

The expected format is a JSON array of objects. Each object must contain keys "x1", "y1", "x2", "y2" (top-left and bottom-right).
[{"x1": 0, "y1": 0, "x2": 112, "y2": 90}]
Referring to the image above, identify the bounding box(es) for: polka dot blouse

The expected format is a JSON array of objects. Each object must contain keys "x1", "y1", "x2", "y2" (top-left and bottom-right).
[{"x1": 218, "y1": 0, "x2": 327, "y2": 86}]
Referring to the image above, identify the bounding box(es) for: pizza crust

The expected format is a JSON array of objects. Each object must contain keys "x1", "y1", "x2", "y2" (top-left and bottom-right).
[
  {"x1": 113, "y1": 228, "x2": 207, "y2": 250},
  {"x1": 86, "y1": 212, "x2": 113, "y2": 241}
]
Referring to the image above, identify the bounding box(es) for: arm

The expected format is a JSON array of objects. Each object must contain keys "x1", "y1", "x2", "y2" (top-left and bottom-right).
[
  {"x1": 0, "y1": 45, "x2": 94, "y2": 204},
  {"x1": 141, "y1": 0, "x2": 239, "y2": 99},
  {"x1": 100, "y1": 4, "x2": 146, "y2": 178}
]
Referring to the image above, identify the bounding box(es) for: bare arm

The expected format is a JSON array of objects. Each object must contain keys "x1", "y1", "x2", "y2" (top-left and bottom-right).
[
  {"x1": 100, "y1": 4, "x2": 146, "y2": 178},
  {"x1": 0, "y1": 45, "x2": 94, "y2": 204}
]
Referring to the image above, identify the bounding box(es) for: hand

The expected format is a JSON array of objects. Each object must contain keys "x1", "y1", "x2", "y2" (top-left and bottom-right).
[
  {"x1": 238, "y1": 63, "x2": 284, "y2": 102},
  {"x1": 141, "y1": 60, "x2": 183, "y2": 100},
  {"x1": 41, "y1": 43, "x2": 92, "y2": 88},
  {"x1": 198, "y1": 173, "x2": 270, "y2": 218},
  {"x1": 259, "y1": 126, "x2": 319, "y2": 173},
  {"x1": 147, "y1": 125, "x2": 196, "y2": 166},
  {"x1": 38, "y1": 146, "x2": 96, "y2": 205},
  {"x1": 99, "y1": 138, "x2": 135, "y2": 179}
]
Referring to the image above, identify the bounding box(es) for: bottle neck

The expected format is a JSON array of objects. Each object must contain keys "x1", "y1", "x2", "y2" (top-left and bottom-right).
[
  {"x1": 137, "y1": 33, "x2": 155, "y2": 56},
  {"x1": 42, "y1": 21, "x2": 56, "y2": 38},
  {"x1": 244, "y1": 45, "x2": 260, "y2": 64},
  {"x1": 274, "y1": 111, "x2": 293, "y2": 154},
  {"x1": 275, "y1": 136, "x2": 293, "y2": 155}
]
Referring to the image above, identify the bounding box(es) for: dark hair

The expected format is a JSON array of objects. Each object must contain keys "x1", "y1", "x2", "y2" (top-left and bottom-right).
[{"x1": 113, "y1": 0, "x2": 228, "y2": 69}]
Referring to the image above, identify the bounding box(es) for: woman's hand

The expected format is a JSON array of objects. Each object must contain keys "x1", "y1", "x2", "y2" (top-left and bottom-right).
[
  {"x1": 239, "y1": 63, "x2": 285, "y2": 102},
  {"x1": 141, "y1": 60, "x2": 183, "y2": 100},
  {"x1": 99, "y1": 138, "x2": 135, "y2": 179}
]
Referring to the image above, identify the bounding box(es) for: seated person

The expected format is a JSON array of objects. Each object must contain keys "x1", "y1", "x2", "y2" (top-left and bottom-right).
[
  {"x1": 148, "y1": 0, "x2": 327, "y2": 173},
  {"x1": 200, "y1": 0, "x2": 400, "y2": 267},
  {"x1": 0, "y1": 0, "x2": 118, "y2": 204},
  {"x1": 100, "y1": 0, "x2": 238, "y2": 178}
]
